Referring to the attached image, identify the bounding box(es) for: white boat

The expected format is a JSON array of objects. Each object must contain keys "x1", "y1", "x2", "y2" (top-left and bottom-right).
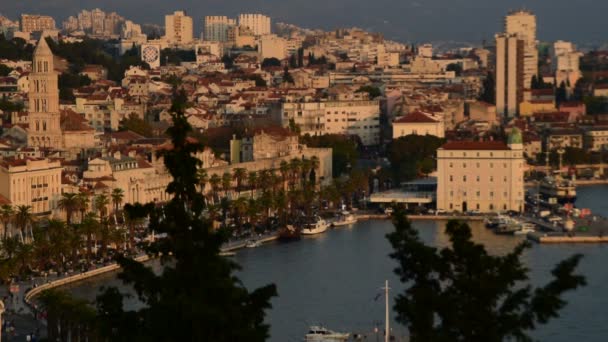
[
  {"x1": 305, "y1": 326, "x2": 350, "y2": 341},
  {"x1": 333, "y1": 211, "x2": 358, "y2": 227},
  {"x1": 514, "y1": 223, "x2": 536, "y2": 235},
  {"x1": 245, "y1": 240, "x2": 262, "y2": 248},
  {"x1": 301, "y1": 217, "x2": 329, "y2": 235}
]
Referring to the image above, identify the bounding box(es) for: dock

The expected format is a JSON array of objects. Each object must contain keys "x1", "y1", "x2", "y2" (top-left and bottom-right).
[{"x1": 523, "y1": 214, "x2": 608, "y2": 244}]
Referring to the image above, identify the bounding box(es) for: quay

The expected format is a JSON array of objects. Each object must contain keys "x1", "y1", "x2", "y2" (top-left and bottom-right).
[
  {"x1": 527, "y1": 233, "x2": 608, "y2": 243},
  {"x1": 523, "y1": 215, "x2": 608, "y2": 244}
]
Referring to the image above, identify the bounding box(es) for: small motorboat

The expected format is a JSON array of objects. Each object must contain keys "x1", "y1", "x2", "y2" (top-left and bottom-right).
[
  {"x1": 245, "y1": 240, "x2": 262, "y2": 248},
  {"x1": 305, "y1": 325, "x2": 350, "y2": 341},
  {"x1": 332, "y1": 211, "x2": 357, "y2": 227},
  {"x1": 513, "y1": 223, "x2": 536, "y2": 235}
]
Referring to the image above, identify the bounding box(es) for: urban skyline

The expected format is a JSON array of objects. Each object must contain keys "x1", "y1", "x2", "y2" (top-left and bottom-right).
[{"x1": 1, "y1": 1, "x2": 607, "y2": 44}]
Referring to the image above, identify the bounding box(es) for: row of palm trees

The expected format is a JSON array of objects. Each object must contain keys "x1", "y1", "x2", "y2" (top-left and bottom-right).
[
  {"x1": 197, "y1": 157, "x2": 320, "y2": 205},
  {"x1": 0, "y1": 188, "x2": 129, "y2": 282}
]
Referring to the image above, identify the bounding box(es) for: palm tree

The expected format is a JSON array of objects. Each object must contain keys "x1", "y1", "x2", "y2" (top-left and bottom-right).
[
  {"x1": 301, "y1": 158, "x2": 312, "y2": 187},
  {"x1": 14, "y1": 205, "x2": 33, "y2": 243},
  {"x1": 197, "y1": 168, "x2": 208, "y2": 196},
  {"x1": 0, "y1": 204, "x2": 14, "y2": 239},
  {"x1": 279, "y1": 160, "x2": 289, "y2": 190},
  {"x1": 233, "y1": 168, "x2": 247, "y2": 195},
  {"x1": 221, "y1": 172, "x2": 232, "y2": 199},
  {"x1": 111, "y1": 188, "x2": 125, "y2": 224},
  {"x1": 76, "y1": 191, "x2": 91, "y2": 223},
  {"x1": 247, "y1": 171, "x2": 258, "y2": 198},
  {"x1": 209, "y1": 174, "x2": 221, "y2": 204},
  {"x1": 79, "y1": 213, "x2": 100, "y2": 260},
  {"x1": 258, "y1": 170, "x2": 271, "y2": 191},
  {"x1": 57, "y1": 192, "x2": 80, "y2": 225},
  {"x1": 310, "y1": 156, "x2": 320, "y2": 185},
  {"x1": 289, "y1": 158, "x2": 302, "y2": 190},
  {"x1": 94, "y1": 194, "x2": 110, "y2": 221}
]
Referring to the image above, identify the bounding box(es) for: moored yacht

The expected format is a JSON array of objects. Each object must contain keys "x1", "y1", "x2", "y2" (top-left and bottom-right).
[
  {"x1": 301, "y1": 217, "x2": 329, "y2": 235},
  {"x1": 332, "y1": 211, "x2": 357, "y2": 227}
]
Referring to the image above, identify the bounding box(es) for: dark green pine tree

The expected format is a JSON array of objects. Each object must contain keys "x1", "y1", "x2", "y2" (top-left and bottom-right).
[
  {"x1": 387, "y1": 211, "x2": 585, "y2": 342},
  {"x1": 96, "y1": 89, "x2": 277, "y2": 341},
  {"x1": 556, "y1": 81, "x2": 568, "y2": 107}
]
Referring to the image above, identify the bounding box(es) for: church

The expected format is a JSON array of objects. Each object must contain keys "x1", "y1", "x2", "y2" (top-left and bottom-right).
[{"x1": 26, "y1": 38, "x2": 96, "y2": 152}]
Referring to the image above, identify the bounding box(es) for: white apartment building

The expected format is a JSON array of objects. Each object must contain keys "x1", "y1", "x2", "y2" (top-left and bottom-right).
[
  {"x1": 164, "y1": 11, "x2": 193, "y2": 45},
  {"x1": 0, "y1": 158, "x2": 63, "y2": 216},
  {"x1": 505, "y1": 10, "x2": 538, "y2": 89},
  {"x1": 495, "y1": 33, "x2": 523, "y2": 118},
  {"x1": 20, "y1": 14, "x2": 55, "y2": 33},
  {"x1": 553, "y1": 40, "x2": 582, "y2": 90},
  {"x1": 436, "y1": 130, "x2": 525, "y2": 213},
  {"x1": 238, "y1": 14, "x2": 271, "y2": 36},
  {"x1": 279, "y1": 96, "x2": 381, "y2": 146},
  {"x1": 204, "y1": 16, "x2": 236, "y2": 42}
]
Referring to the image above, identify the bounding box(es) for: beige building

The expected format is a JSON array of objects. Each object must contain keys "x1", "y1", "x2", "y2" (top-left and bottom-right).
[
  {"x1": 258, "y1": 34, "x2": 287, "y2": 60},
  {"x1": 21, "y1": 14, "x2": 56, "y2": 33},
  {"x1": 0, "y1": 157, "x2": 62, "y2": 216},
  {"x1": 204, "y1": 16, "x2": 236, "y2": 42},
  {"x1": 238, "y1": 14, "x2": 271, "y2": 36},
  {"x1": 436, "y1": 130, "x2": 525, "y2": 213},
  {"x1": 279, "y1": 95, "x2": 381, "y2": 146},
  {"x1": 505, "y1": 10, "x2": 538, "y2": 89},
  {"x1": 164, "y1": 11, "x2": 193, "y2": 45},
  {"x1": 392, "y1": 111, "x2": 444, "y2": 139},
  {"x1": 495, "y1": 33, "x2": 524, "y2": 117}
]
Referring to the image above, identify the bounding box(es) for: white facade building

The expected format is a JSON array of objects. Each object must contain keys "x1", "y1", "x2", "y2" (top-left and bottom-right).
[
  {"x1": 204, "y1": 16, "x2": 236, "y2": 42},
  {"x1": 258, "y1": 34, "x2": 287, "y2": 60},
  {"x1": 164, "y1": 11, "x2": 193, "y2": 45},
  {"x1": 238, "y1": 14, "x2": 271, "y2": 36},
  {"x1": 505, "y1": 10, "x2": 538, "y2": 89},
  {"x1": 392, "y1": 111, "x2": 445, "y2": 139},
  {"x1": 436, "y1": 130, "x2": 525, "y2": 213}
]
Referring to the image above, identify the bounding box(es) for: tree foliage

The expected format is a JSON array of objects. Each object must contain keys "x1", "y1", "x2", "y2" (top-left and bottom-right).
[
  {"x1": 0, "y1": 35, "x2": 34, "y2": 61},
  {"x1": 479, "y1": 71, "x2": 495, "y2": 104},
  {"x1": 119, "y1": 113, "x2": 154, "y2": 137},
  {"x1": 92, "y1": 90, "x2": 277, "y2": 340},
  {"x1": 301, "y1": 134, "x2": 358, "y2": 177},
  {"x1": 388, "y1": 212, "x2": 586, "y2": 342},
  {"x1": 387, "y1": 134, "x2": 445, "y2": 182},
  {"x1": 356, "y1": 85, "x2": 382, "y2": 99},
  {"x1": 261, "y1": 57, "x2": 281, "y2": 68}
]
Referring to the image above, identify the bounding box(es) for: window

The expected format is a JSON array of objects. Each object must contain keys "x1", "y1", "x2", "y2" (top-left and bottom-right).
[
  {"x1": 450, "y1": 175, "x2": 453, "y2": 182},
  {"x1": 463, "y1": 175, "x2": 467, "y2": 182},
  {"x1": 449, "y1": 163, "x2": 453, "y2": 168},
  {"x1": 476, "y1": 163, "x2": 480, "y2": 168},
  {"x1": 476, "y1": 176, "x2": 480, "y2": 182},
  {"x1": 490, "y1": 163, "x2": 493, "y2": 168},
  {"x1": 504, "y1": 176, "x2": 507, "y2": 182},
  {"x1": 490, "y1": 176, "x2": 493, "y2": 182},
  {"x1": 463, "y1": 163, "x2": 467, "y2": 168},
  {"x1": 450, "y1": 191, "x2": 454, "y2": 197},
  {"x1": 449, "y1": 203, "x2": 453, "y2": 209},
  {"x1": 476, "y1": 191, "x2": 480, "y2": 197},
  {"x1": 476, "y1": 203, "x2": 480, "y2": 210},
  {"x1": 490, "y1": 204, "x2": 494, "y2": 210},
  {"x1": 490, "y1": 191, "x2": 494, "y2": 197}
]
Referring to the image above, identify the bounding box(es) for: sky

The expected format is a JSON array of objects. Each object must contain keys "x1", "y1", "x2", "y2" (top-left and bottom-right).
[{"x1": 2, "y1": 0, "x2": 607, "y2": 44}]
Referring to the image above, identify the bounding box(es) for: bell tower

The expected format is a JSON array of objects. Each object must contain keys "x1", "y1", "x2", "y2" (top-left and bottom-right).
[{"x1": 27, "y1": 37, "x2": 62, "y2": 149}]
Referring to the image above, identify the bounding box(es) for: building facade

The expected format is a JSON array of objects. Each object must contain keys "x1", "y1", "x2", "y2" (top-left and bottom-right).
[
  {"x1": 0, "y1": 158, "x2": 63, "y2": 216},
  {"x1": 436, "y1": 131, "x2": 525, "y2": 213},
  {"x1": 27, "y1": 38, "x2": 62, "y2": 148},
  {"x1": 164, "y1": 11, "x2": 193, "y2": 45},
  {"x1": 495, "y1": 33, "x2": 524, "y2": 118},
  {"x1": 204, "y1": 16, "x2": 236, "y2": 42},
  {"x1": 505, "y1": 10, "x2": 538, "y2": 89},
  {"x1": 21, "y1": 14, "x2": 56, "y2": 33},
  {"x1": 238, "y1": 14, "x2": 271, "y2": 36}
]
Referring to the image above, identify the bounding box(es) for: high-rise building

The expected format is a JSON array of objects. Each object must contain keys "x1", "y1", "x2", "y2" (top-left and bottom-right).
[
  {"x1": 495, "y1": 33, "x2": 524, "y2": 118},
  {"x1": 91, "y1": 8, "x2": 106, "y2": 35},
  {"x1": 164, "y1": 11, "x2": 193, "y2": 45},
  {"x1": 238, "y1": 14, "x2": 271, "y2": 36},
  {"x1": 27, "y1": 38, "x2": 62, "y2": 148},
  {"x1": 504, "y1": 10, "x2": 538, "y2": 89},
  {"x1": 78, "y1": 10, "x2": 92, "y2": 31},
  {"x1": 204, "y1": 16, "x2": 236, "y2": 42},
  {"x1": 20, "y1": 14, "x2": 56, "y2": 33}
]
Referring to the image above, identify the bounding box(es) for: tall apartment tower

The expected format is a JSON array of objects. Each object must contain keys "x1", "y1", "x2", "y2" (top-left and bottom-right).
[
  {"x1": 28, "y1": 38, "x2": 62, "y2": 148},
  {"x1": 164, "y1": 11, "x2": 193, "y2": 45},
  {"x1": 204, "y1": 16, "x2": 236, "y2": 42},
  {"x1": 504, "y1": 10, "x2": 538, "y2": 89},
  {"x1": 238, "y1": 14, "x2": 271, "y2": 36},
  {"x1": 20, "y1": 14, "x2": 56, "y2": 33},
  {"x1": 495, "y1": 34, "x2": 524, "y2": 118}
]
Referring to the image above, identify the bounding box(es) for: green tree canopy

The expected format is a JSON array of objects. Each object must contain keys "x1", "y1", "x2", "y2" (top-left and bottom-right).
[
  {"x1": 388, "y1": 212, "x2": 585, "y2": 341},
  {"x1": 119, "y1": 113, "x2": 154, "y2": 137},
  {"x1": 356, "y1": 85, "x2": 382, "y2": 99},
  {"x1": 387, "y1": 134, "x2": 445, "y2": 182},
  {"x1": 261, "y1": 57, "x2": 281, "y2": 68},
  {"x1": 301, "y1": 134, "x2": 358, "y2": 177}
]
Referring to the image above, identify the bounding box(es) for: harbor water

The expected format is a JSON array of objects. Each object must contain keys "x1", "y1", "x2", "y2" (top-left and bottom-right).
[{"x1": 64, "y1": 185, "x2": 608, "y2": 341}]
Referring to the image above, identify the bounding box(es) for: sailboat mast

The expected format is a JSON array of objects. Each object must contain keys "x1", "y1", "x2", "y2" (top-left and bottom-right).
[{"x1": 385, "y1": 280, "x2": 389, "y2": 342}]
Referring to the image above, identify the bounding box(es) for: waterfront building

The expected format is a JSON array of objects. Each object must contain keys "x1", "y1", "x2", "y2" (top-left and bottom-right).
[
  {"x1": 164, "y1": 11, "x2": 193, "y2": 45},
  {"x1": 20, "y1": 14, "x2": 55, "y2": 33},
  {"x1": 584, "y1": 128, "x2": 608, "y2": 152},
  {"x1": 0, "y1": 157, "x2": 62, "y2": 217},
  {"x1": 238, "y1": 14, "x2": 271, "y2": 36},
  {"x1": 392, "y1": 110, "x2": 445, "y2": 139},
  {"x1": 436, "y1": 130, "x2": 525, "y2": 213},
  {"x1": 204, "y1": 16, "x2": 236, "y2": 42}
]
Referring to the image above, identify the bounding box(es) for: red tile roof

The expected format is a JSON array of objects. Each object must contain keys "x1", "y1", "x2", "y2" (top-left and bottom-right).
[
  {"x1": 394, "y1": 111, "x2": 438, "y2": 123},
  {"x1": 440, "y1": 140, "x2": 510, "y2": 151}
]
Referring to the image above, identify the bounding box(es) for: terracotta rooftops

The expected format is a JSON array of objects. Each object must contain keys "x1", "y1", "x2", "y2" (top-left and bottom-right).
[
  {"x1": 394, "y1": 111, "x2": 438, "y2": 123},
  {"x1": 440, "y1": 140, "x2": 510, "y2": 151}
]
